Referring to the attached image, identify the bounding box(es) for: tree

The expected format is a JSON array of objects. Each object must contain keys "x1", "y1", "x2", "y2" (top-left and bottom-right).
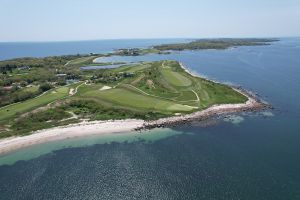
[{"x1": 39, "y1": 83, "x2": 52, "y2": 92}]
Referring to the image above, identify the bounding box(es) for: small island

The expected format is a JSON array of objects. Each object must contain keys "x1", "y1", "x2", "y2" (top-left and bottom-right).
[{"x1": 0, "y1": 39, "x2": 273, "y2": 154}]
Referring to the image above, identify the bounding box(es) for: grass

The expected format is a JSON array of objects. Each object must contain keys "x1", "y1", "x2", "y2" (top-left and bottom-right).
[
  {"x1": 0, "y1": 86, "x2": 70, "y2": 121},
  {"x1": 22, "y1": 85, "x2": 39, "y2": 93},
  {"x1": 81, "y1": 87, "x2": 194, "y2": 113},
  {"x1": 66, "y1": 56, "x2": 96, "y2": 66},
  {"x1": 118, "y1": 60, "x2": 247, "y2": 108},
  {"x1": 160, "y1": 68, "x2": 192, "y2": 87},
  {"x1": 110, "y1": 63, "x2": 151, "y2": 73},
  {"x1": 173, "y1": 90, "x2": 198, "y2": 101},
  {"x1": 10, "y1": 108, "x2": 72, "y2": 136},
  {"x1": 64, "y1": 100, "x2": 168, "y2": 121}
]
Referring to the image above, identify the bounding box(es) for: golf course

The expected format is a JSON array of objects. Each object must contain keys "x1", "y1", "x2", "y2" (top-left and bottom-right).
[
  {"x1": 0, "y1": 59, "x2": 248, "y2": 138},
  {"x1": 2, "y1": 33, "x2": 274, "y2": 139}
]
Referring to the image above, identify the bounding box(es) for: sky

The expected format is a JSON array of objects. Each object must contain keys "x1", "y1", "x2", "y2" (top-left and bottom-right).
[{"x1": 0, "y1": 0, "x2": 300, "y2": 42}]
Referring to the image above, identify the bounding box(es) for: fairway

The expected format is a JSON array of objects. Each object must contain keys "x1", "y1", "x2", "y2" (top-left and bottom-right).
[
  {"x1": 0, "y1": 86, "x2": 69, "y2": 121},
  {"x1": 161, "y1": 68, "x2": 192, "y2": 87},
  {"x1": 66, "y1": 56, "x2": 96, "y2": 65},
  {"x1": 111, "y1": 64, "x2": 150, "y2": 73},
  {"x1": 173, "y1": 90, "x2": 198, "y2": 101},
  {"x1": 84, "y1": 88, "x2": 194, "y2": 112}
]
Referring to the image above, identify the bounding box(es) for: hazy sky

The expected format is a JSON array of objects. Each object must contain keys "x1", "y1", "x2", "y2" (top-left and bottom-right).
[{"x1": 1, "y1": 0, "x2": 299, "y2": 41}]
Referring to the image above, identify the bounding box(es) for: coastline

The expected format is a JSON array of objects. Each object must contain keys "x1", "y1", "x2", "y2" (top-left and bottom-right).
[
  {"x1": 0, "y1": 62, "x2": 269, "y2": 156},
  {"x1": 0, "y1": 119, "x2": 145, "y2": 156},
  {"x1": 142, "y1": 88, "x2": 266, "y2": 130}
]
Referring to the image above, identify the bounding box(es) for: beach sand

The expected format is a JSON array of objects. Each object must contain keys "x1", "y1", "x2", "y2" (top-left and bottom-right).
[{"x1": 0, "y1": 120, "x2": 144, "y2": 156}]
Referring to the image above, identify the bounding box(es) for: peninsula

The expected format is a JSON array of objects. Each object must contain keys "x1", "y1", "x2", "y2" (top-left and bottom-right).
[{"x1": 0, "y1": 38, "x2": 273, "y2": 154}]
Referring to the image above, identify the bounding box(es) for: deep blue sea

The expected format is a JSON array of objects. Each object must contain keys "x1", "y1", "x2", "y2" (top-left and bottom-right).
[{"x1": 0, "y1": 38, "x2": 300, "y2": 200}]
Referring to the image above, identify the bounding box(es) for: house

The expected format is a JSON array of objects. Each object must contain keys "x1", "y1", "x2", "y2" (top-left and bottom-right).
[
  {"x1": 18, "y1": 66, "x2": 30, "y2": 70},
  {"x1": 2, "y1": 86, "x2": 13, "y2": 91},
  {"x1": 56, "y1": 74, "x2": 67, "y2": 77},
  {"x1": 124, "y1": 72, "x2": 135, "y2": 77}
]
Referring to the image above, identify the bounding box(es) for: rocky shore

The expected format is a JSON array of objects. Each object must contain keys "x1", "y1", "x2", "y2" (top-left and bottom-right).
[{"x1": 138, "y1": 87, "x2": 270, "y2": 130}]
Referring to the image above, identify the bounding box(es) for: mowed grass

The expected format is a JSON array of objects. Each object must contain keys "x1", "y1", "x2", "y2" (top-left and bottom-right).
[
  {"x1": 118, "y1": 60, "x2": 247, "y2": 109},
  {"x1": 67, "y1": 56, "x2": 96, "y2": 65},
  {"x1": 161, "y1": 68, "x2": 192, "y2": 87},
  {"x1": 111, "y1": 64, "x2": 150, "y2": 73},
  {"x1": 0, "y1": 86, "x2": 70, "y2": 121},
  {"x1": 173, "y1": 90, "x2": 198, "y2": 101},
  {"x1": 82, "y1": 88, "x2": 194, "y2": 113}
]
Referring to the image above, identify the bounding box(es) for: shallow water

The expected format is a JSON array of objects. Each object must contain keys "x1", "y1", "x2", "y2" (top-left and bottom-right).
[
  {"x1": 0, "y1": 38, "x2": 300, "y2": 200},
  {"x1": 0, "y1": 128, "x2": 182, "y2": 166}
]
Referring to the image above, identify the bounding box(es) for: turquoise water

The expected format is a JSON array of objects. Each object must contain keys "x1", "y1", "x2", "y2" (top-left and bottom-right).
[
  {"x1": 0, "y1": 128, "x2": 182, "y2": 166},
  {"x1": 0, "y1": 38, "x2": 300, "y2": 199}
]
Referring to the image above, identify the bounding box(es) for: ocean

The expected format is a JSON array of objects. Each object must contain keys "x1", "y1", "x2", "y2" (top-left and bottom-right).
[
  {"x1": 0, "y1": 39, "x2": 188, "y2": 61},
  {"x1": 0, "y1": 38, "x2": 300, "y2": 200}
]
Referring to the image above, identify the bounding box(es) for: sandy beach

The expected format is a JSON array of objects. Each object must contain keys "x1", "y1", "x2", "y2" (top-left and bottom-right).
[
  {"x1": 0, "y1": 120, "x2": 144, "y2": 156},
  {"x1": 0, "y1": 63, "x2": 268, "y2": 156}
]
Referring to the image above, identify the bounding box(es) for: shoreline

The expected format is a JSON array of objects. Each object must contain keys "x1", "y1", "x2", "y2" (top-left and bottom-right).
[
  {"x1": 141, "y1": 88, "x2": 267, "y2": 130},
  {"x1": 0, "y1": 119, "x2": 145, "y2": 156},
  {"x1": 0, "y1": 62, "x2": 269, "y2": 156}
]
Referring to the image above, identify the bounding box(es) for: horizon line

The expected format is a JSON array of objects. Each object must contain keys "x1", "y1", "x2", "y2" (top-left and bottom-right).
[{"x1": 0, "y1": 36, "x2": 298, "y2": 43}]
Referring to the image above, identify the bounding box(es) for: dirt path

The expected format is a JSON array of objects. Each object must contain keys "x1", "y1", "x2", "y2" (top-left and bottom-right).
[
  {"x1": 69, "y1": 81, "x2": 86, "y2": 96},
  {"x1": 64, "y1": 60, "x2": 71, "y2": 66},
  {"x1": 60, "y1": 111, "x2": 78, "y2": 122}
]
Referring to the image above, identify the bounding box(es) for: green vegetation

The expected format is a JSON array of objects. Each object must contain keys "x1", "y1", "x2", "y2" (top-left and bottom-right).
[
  {"x1": 71, "y1": 60, "x2": 247, "y2": 118},
  {"x1": 0, "y1": 86, "x2": 70, "y2": 121},
  {"x1": 64, "y1": 100, "x2": 167, "y2": 121},
  {"x1": 154, "y1": 38, "x2": 278, "y2": 51},
  {"x1": 0, "y1": 54, "x2": 87, "y2": 107},
  {"x1": 160, "y1": 68, "x2": 192, "y2": 87},
  {"x1": 65, "y1": 56, "x2": 97, "y2": 66},
  {"x1": 83, "y1": 88, "x2": 193, "y2": 112},
  {"x1": 10, "y1": 108, "x2": 73, "y2": 136},
  {"x1": 0, "y1": 50, "x2": 249, "y2": 138},
  {"x1": 0, "y1": 85, "x2": 41, "y2": 107},
  {"x1": 114, "y1": 48, "x2": 167, "y2": 56}
]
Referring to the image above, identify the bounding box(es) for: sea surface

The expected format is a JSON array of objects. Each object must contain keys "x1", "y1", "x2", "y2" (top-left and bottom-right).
[
  {"x1": 0, "y1": 39, "x2": 188, "y2": 61},
  {"x1": 1, "y1": 38, "x2": 300, "y2": 200}
]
